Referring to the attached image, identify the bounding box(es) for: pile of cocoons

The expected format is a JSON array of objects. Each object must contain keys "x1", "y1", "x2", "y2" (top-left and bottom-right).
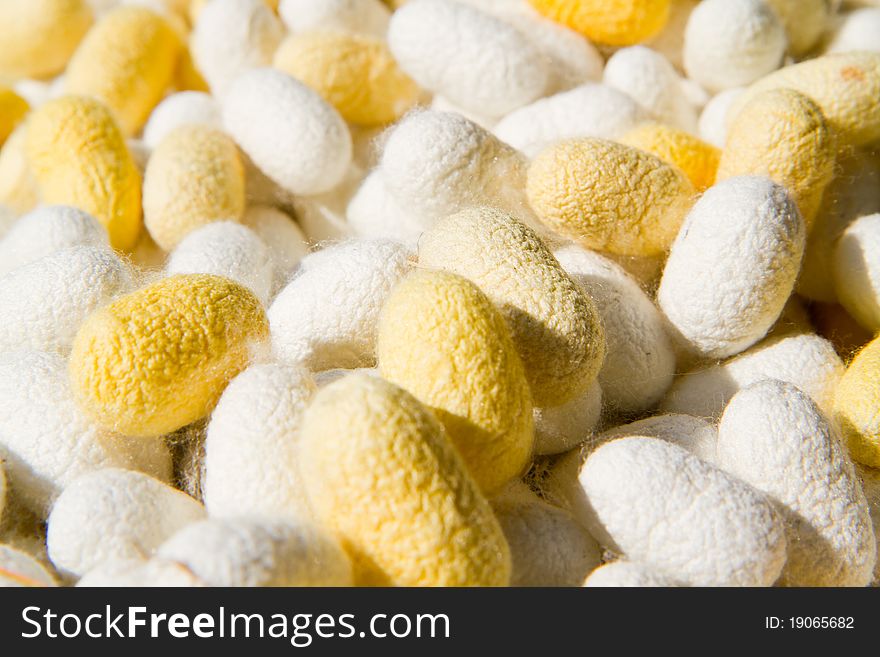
[{"x1": 2, "y1": 0, "x2": 880, "y2": 589}]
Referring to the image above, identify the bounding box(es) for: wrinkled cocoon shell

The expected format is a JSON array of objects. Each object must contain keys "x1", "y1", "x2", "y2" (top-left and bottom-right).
[
  {"x1": 274, "y1": 31, "x2": 420, "y2": 127},
  {"x1": 346, "y1": 171, "x2": 425, "y2": 249},
  {"x1": 241, "y1": 205, "x2": 309, "y2": 288},
  {"x1": 857, "y1": 465, "x2": 880, "y2": 583},
  {"x1": 204, "y1": 363, "x2": 315, "y2": 521},
  {"x1": 378, "y1": 270, "x2": 534, "y2": 495},
  {"x1": 0, "y1": 126, "x2": 39, "y2": 215},
  {"x1": 835, "y1": 336, "x2": 880, "y2": 468},
  {"x1": 0, "y1": 246, "x2": 133, "y2": 355},
  {"x1": 580, "y1": 437, "x2": 786, "y2": 586},
  {"x1": 833, "y1": 214, "x2": 880, "y2": 332},
  {"x1": 683, "y1": 0, "x2": 785, "y2": 93},
  {"x1": 278, "y1": 0, "x2": 390, "y2": 38},
  {"x1": 270, "y1": 240, "x2": 412, "y2": 371},
  {"x1": 491, "y1": 482, "x2": 601, "y2": 587},
  {"x1": 420, "y1": 208, "x2": 605, "y2": 408},
  {"x1": 657, "y1": 176, "x2": 805, "y2": 359},
  {"x1": 527, "y1": 137, "x2": 695, "y2": 257},
  {"x1": 191, "y1": 0, "x2": 284, "y2": 94},
  {"x1": 69, "y1": 274, "x2": 269, "y2": 438},
  {"x1": 555, "y1": 246, "x2": 675, "y2": 415},
  {"x1": 47, "y1": 468, "x2": 205, "y2": 577},
  {"x1": 388, "y1": 0, "x2": 548, "y2": 118},
  {"x1": 142, "y1": 91, "x2": 222, "y2": 149},
  {"x1": 380, "y1": 110, "x2": 532, "y2": 228},
  {"x1": 0, "y1": 0, "x2": 93, "y2": 80},
  {"x1": 718, "y1": 381, "x2": 876, "y2": 587},
  {"x1": 65, "y1": 6, "x2": 182, "y2": 136},
  {"x1": 76, "y1": 557, "x2": 205, "y2": 587},
  {"x1": 732, "y1": 52, "x2": 880, "y2": 147},
  {"x1": 827, "y1": 8, "x2": 880, "y2": 54},
  {"x1": 528, "y1": 0, "x2": 671, "y2": 46},
  {"x1": 765, "y1": 0, "x2": 831, "y2": 57},
  {"x1": 300, "y1": 373, "x2": 512, "y2": 586},
  {"x1": 598, "y1": 413, "x2": 718, "y2": 464},
  {"x1": 661, "y1": 333, "x2": 844, "y2": 420},
  {"x1": 533, "y1": 383, "x2": 602, "y2": 456},
  {"x1": 584, "y1": 561, "x2": 678, "y2": 587},
  {"x1": 494, "y1": 84, "x2": 648, "y2": 158},
  {"x1": 156, "y1": 517, "x2": 353, "y2": 587},
  {"x1": 698, "y1": 87, "x2": 745, "y2": 149},
  {"x1": 718, "y1": 89, "x2": 836, "y2": 229},
  {"x1": 620, "y1": 122, "x2": 718, "y2": 193},
  {"x1": 0, "y1": 351, "x2": 172, "y2": 516},
  {"x1": 0, "y1": 205, "x2": 107, "y2": 276},
  {"x1": 0, "y1": 545, "x2": 57, "y2": 588},
  {"x1": 222, "y1": 68, "x2": 352, "y2": 197},
  {"x1": 26, "y1": 96, "x2": 142, "y2": 250},
  {"x1": 603, "y1": 46, "x2": 697, "y2": 133},
  {"x1": 167, "y1": 222, "x2": 273, "y2": 306},
  {"x1": 143, "y1": 125, "x2": 246, "y2": 251}
]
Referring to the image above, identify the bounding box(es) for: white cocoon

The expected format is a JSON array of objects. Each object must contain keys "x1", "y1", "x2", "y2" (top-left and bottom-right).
[
  {"x1": 661, "y1": 333, "x2": 844, "y2": 420},
  {"x1": 0, "y1": 206, "x2": 108, "y2": 276},
  {"x1": 204, "y1": 363, "x2": 316, "y2": 521},
  {"x1": 658, "y1": 176, "x2": 805, "y2": 360},
  {"x1": 718, "y1": 381, "x2": 876, "y2": 587},
  {"x1": 0, "y1": 545, "x2": 56, "y2": 587},
  {"x1": 833, "y1": 213, "x2": 880, "y2": 332},
  {"x1": 583, "y1": 561, "x2": 679, "y2": 587},
  {"x1": 683, "y1": 0, "x2": 786, "y2": 92},
  {"x1": 222, "y1": 68, "x2": 352, "y2": 196},
  {"x1": 47, "y1": 468, "x2": 206, "y2": 578},
  {"x1": 166, "y1": 221, "x2": 275, "y2": 306},
  {"x1": 241, "y1": 205, "x2": 309, "y2": 289},
  {"x1": 268, "y1": 240, "x2": 412, "y2": 370},
  {"x1": 826, "y1": 9, "x2": 880, "y2": 54},
  {"x1": 142, "y1": 92, "x2": 223, "y2": 149},
  {"x1": 346, "y1": 170, "x2": 425, "y2": 250},
  {"x1": 598, "y1": 414, "x2": 718, "y2": 465},
  {"x1": 494, "y1": 84, "x2": 648, "y2": 158},
  {"x1": 76, "y1": 558, "x2": 205, "y2": 587},
  {"x1": 157, "y1": 517, "x2": 353, "y2": 586},
  {"x1": 533, "y1": 383, "x2": 602, "y2": 456},
  {"x1": 555, "y1": 245, "x2": 675, "y2": 415},
  {"x1": 698, "y1": 87, "x2": 746, "y2": 148},
  {"x1": 278, "y1": 0, "x2": 390, "y2": 38},
  {"x1": 388, "y1": 0, "x2": 548, "y2": 118},
  {"x1": 579, "y1": 437, "x2": 786, "y2": 586},
  {"x1": 191, "y1": 0, "x2": 284, "y2": 94},
  {"x1": 0, "y1": 246, "x2": 133, "y2": 355}
]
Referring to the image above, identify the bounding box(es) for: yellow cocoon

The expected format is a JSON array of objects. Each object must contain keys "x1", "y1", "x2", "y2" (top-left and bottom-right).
[
  {"x1": 718, "y1": 89, "x2": 836, "y2": 230},
  {"x1": 0, "y1": 125, "x2": 38, "y2": 215},
  {"x1": 299, "y1": 372, "x2": 512, "y2": 586},
  {"x1": 65, "y1": 6, "x2": 183, "y2": 136},
  {"x1": 25, "y1": 95, "x2": 142, "y2": 250},
  {"x1": 733, "y1": 51, "x2": 880, "y2": 147},
  {"x1": 528, "y1": 0, "x2": 670, "y2": 46},
  {"x1": 68, "y1": 274, "x2": 269, "y2": 438},
  {"x1": 273, "y1": 31, "x2": 420, "y2": 127},
  {"x1": 143, "y1": 125, "x2": 246, "y2": 251},
  {"x1": 526, "y1": 137, "x2": 695, "y2": 257},
  {"x1": 419, "y1": 207, "x2": 605, "y2": 407},
  {"x1": 377, "y1": 270, "x2": 534, "y2": 495},
  {"x1": 0, "y1": 0, "x2": 93, "y2": 80},
  {"x1": 0, "y1": 88, "x2": 29, "y2": 146},
  {"x1": 619, "y1": 122, "x2": 720, "y2": 193},
  {"x1": 835, "y1": 336, "x2": 880, "y2": 468}
]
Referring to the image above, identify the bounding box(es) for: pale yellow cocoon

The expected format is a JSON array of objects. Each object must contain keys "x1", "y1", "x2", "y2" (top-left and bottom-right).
[
  {"x1": 378, "y1": 270, "x2": 534, "y2": 495},
  {"x1": 0, "y1": 0, "x2": 93, "y2": 80},
  {"x1": 835, "y1": 336, "x2": 880, "y2": 468},
  {"x1": 299, "y1": 373, "x2": 512, "y2": 587},
  {"x1": 419, "y1": 207, "x2": 605, "y2": 407},
  {"x1": 619, "y1": 122, "x2": 719, "y2": 192},
  {"x1": 718, "y1": 89, "x2": 836, "y2": 229},
  {"x1": 273, "y1": 31, "x2": 420, "y2": 127},
  {"x1": 25, "y1": 96, "x2": 142, "y2": 251},
  {"x1": 732, "y1": 51, "x2": 880, "y2": 147},
  {"x1": 528, "y1": 0, "x2": 670, "y2": 46},
  {"x1": 65, "y1": 7, "x2": 182, "y2": 136},
  {"x1": 527, "y1": 137, "x2": 695, "y2": 257},
  {"x1": 0, "y1": 88, "x2": 29, "y2": 147},
  {"x1": 68, "y1": 274, "x2": 269, "y2": 438},
  {"x1": 143, "y1": 125, "x2": 246, "y2": 251},
  {"x1": 0, "y1": 125, "x2": 38, "y2": 215}
]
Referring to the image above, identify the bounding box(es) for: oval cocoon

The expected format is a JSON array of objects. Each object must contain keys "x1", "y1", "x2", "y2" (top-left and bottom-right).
[
  {"x1": 419, "y1": 207, "x2": 605, "y2": 407},
  {"x1": 527, "y1": 137, "x2": 695, "y2": 257},
  {"x1": 69, "y1": 274, "x2": 269, "y2": 438},
  {"x1": 580, "y1": 436, "x2": 786, "y2": 586},
  {"x1": 718, "y1": 380, "x2": 876, "y2": 587},
  {"x1": 378, "y1": 270, "x2": 533, "y2": 494},
  {"x1": 300, "y1": 373, "x2": 512, "y2": 586},
  {"x1": 528, "y1": 0, "x2": 671, "y2": 46},
  {"x1": 657, "y1": 176, "x2": 805, "y2": 359}
]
